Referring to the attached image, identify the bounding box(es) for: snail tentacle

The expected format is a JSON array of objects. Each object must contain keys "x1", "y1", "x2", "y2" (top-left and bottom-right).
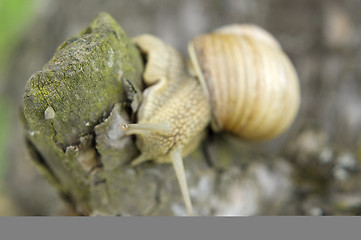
[
  {"x1": 170, "y1": 150, "x2": 193, "y2": 216},
  {"x1": 121, "y1": 122, "x2": 172, "y2": 136}
]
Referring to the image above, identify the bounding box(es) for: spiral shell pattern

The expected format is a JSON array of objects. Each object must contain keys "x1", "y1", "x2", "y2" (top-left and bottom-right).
[{"x1": 188, "y1": 24, "x2": 300, "y2": 141}]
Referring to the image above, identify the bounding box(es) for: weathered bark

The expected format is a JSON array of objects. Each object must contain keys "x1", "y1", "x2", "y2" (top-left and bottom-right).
[{"x1": 23, "y1": 13, "x2": 145, "y2": 215}]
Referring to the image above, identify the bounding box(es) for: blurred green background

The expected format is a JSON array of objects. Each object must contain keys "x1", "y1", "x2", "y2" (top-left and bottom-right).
[
  {"x1": 0, "y1": 0, "x2": 38, "y2": 215},
  {"x1": 1, "y1": 0, "x2": 361, "y2": 215}
]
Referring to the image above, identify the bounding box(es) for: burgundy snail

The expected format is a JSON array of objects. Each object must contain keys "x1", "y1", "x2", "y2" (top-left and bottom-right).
[{"x1": 121, "y1": 24, "x2": 300, "y2": 215}]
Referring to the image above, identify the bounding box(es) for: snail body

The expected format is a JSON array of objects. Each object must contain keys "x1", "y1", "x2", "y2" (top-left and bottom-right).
[
  {"x1": 122, "y1": 25, "x2": 300, "y2": 215},
  {"x1": 122, "y1": 35, "x2": 210, "y2": 215}
]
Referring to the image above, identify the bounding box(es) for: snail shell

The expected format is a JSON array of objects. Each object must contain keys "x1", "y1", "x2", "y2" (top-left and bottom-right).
[{"x1": 188, "y1": 24, "x2": 300, "y2": 141}]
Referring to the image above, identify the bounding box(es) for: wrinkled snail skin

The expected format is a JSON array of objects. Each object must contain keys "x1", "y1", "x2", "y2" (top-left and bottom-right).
[
  {"x1": 188, "y1": 24, "x2": 300, "y2": 141},
  {"x1": 122, "y1": 35, "x2": 211, "y2": 215},
  {"x1": 121, "y1": 25, "x2": 300, "y2": 216}
]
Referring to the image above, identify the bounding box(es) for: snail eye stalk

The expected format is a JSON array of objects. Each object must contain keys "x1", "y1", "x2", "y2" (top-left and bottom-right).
[{"x1": 121, "y1": 122, "x2": 172, "y2": 136}]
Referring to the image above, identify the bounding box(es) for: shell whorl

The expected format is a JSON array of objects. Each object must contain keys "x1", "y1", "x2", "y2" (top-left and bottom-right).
[{"x1": 188, "y1": 24, "x2": 300, "y2": 141}]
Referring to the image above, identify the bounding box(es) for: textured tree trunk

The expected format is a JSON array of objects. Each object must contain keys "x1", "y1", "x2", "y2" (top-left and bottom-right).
[{"x1": 23, "y1": 13, "x2": 144, "y2": 215}]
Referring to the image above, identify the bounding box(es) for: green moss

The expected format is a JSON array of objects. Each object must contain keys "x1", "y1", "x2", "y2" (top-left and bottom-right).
[
  {"x1": 24, "y1": 12, "x2": 143, "y2": 145},
  {"x1": 23, "y1": 13, "x2": 144, "y2": 214}
]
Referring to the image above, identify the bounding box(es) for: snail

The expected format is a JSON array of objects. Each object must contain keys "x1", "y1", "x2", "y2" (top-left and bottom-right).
[{"x1": 121, "y1": 24, "x2": 300, "y2": 215}]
